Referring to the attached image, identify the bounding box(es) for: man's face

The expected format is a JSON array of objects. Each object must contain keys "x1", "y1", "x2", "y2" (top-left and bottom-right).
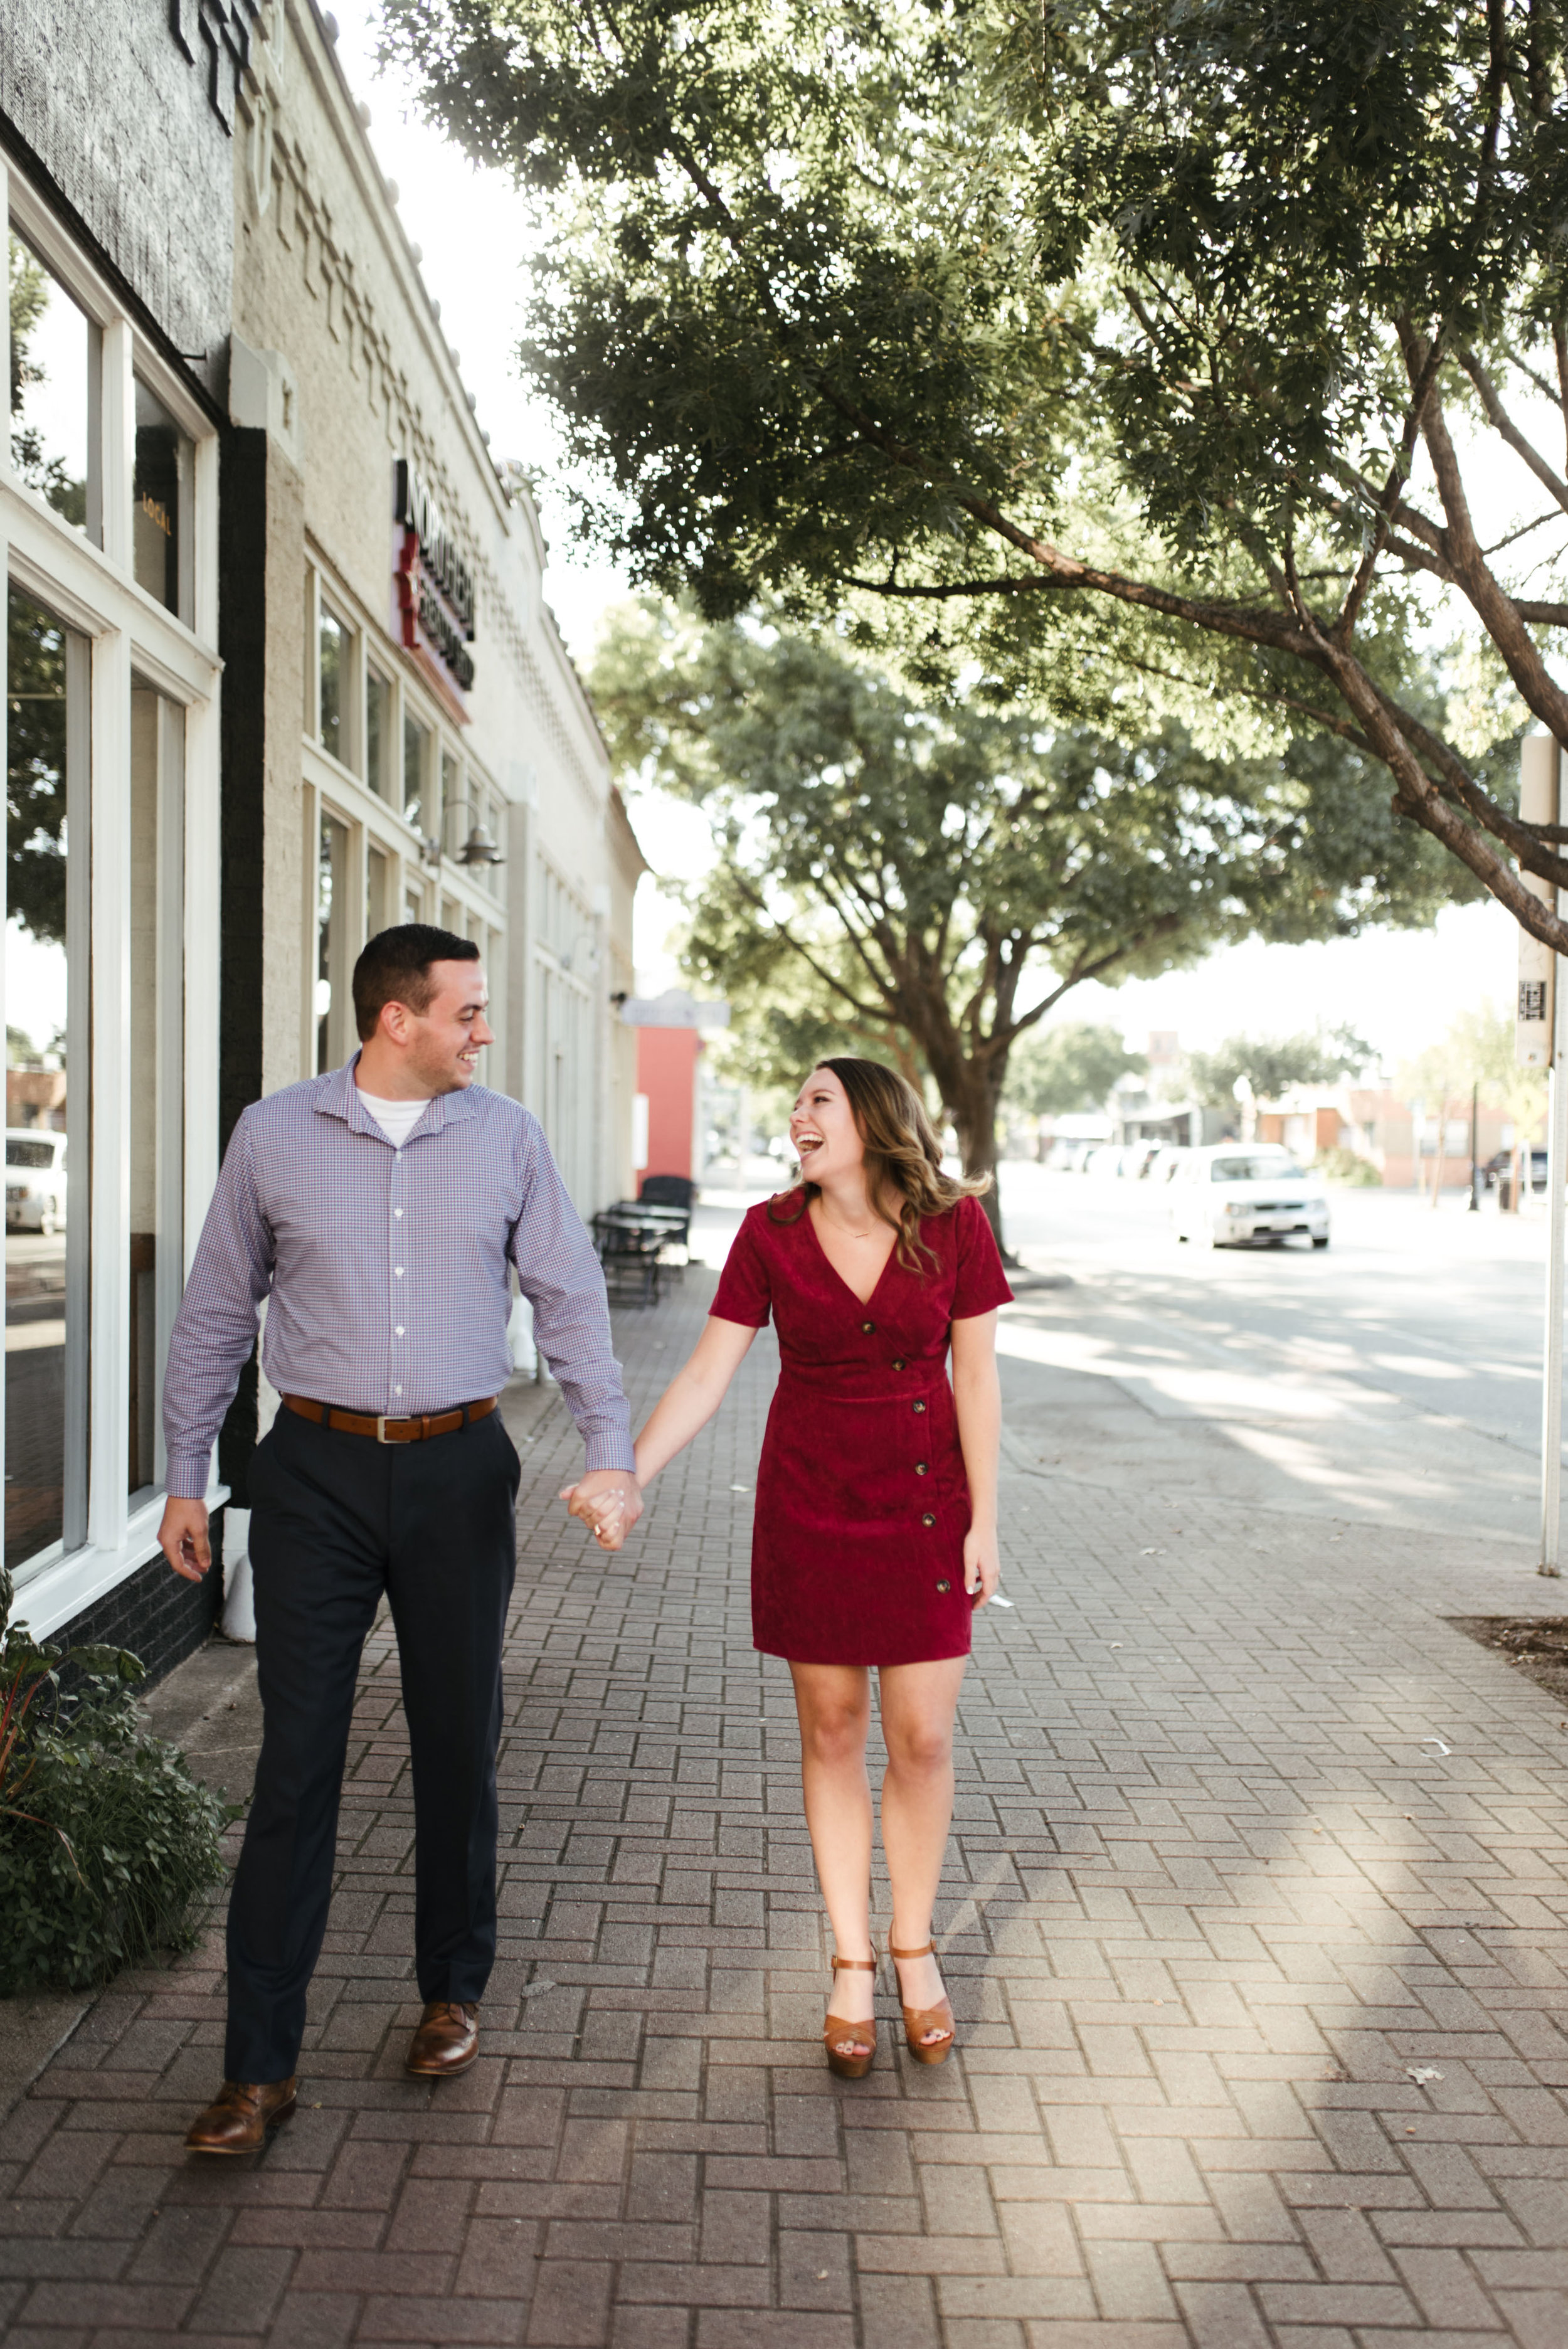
[{"x1": 401, "y1": 960, "x2": 494, "y2": 1093}]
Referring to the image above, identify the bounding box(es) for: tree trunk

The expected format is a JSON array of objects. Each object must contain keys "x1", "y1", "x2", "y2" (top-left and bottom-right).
[{"x1": 946, "y1": 1063, "x2": 1009, "y2": 1257}]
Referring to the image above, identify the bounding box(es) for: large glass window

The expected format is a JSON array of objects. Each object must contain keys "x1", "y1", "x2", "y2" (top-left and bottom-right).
[
  {"x1": 317, "y1": 605, "x2": 345, "y2": 761},
  {"x1": 132, "y1": 378, "x2": 193, "y2": 623},
  {"x1": 368, "y1": 843, "x2": 391, "y2": 939},
  {"x1": 8, "y1": 235, "x2": 95, "y2": 541},
  {"x1": 315, "y1": 809, "x2": 351, "y2": 1073},
  {"x1": 127, "y1": 685, "x2": 184, "y2": 1496},
  {"x1": 441, "y1": 751, "x2": 460, "y2": 857},
  {"x1": 5, "y1": 586, "x2": 90, "y2": 1575},
  {"x1": 366, "y1": 665, "x2": 389, "y2": 798},
  {"x1": 403, "y1": 711, "x2": 428, "y2": 831}
]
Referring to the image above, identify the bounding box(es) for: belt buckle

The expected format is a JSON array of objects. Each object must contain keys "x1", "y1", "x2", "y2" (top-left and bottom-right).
[{"x1": 375, "y1": 1414, "x2": 396, "y2": 1445}]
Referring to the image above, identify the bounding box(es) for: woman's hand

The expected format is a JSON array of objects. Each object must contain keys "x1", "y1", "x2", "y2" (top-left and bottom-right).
[
  {"x1": 963, "y1": 1522, "x2": 1001, "y2": 1609},
  {"x1": 559, "y1": 1470, "x2": 642, "y2": 1552}
]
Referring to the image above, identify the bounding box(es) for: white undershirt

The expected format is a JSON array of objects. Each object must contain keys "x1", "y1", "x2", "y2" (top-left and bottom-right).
[{"x1": 356, "y1": 1089, "x2": 431, "y2": 1149}]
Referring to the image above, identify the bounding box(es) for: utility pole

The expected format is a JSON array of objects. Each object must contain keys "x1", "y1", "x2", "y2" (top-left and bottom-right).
[
  {"x1": 1469, "y1": 1080, "x2": 1480, "y2": 1212},
  {"x1": 1519, "y1": 735, "x2": 1564, "y2": 1574}
]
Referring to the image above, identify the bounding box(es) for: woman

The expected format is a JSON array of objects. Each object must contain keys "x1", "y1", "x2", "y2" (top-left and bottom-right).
[{"x1": 573, "y1": 1058, "x2": 1011, "y2": 2075}]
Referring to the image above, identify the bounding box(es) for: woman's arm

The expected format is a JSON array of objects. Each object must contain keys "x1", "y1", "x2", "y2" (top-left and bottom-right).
[
  {"x1": 562, "y1": 1315, "x2": 758, "y2": 1549},
  {"x1": 634, "y1": 1315, "x2": 759, "y2": 1485},
  {"x1": 951, "y1": 1309, "x2": 1002, "y2": 1606}
]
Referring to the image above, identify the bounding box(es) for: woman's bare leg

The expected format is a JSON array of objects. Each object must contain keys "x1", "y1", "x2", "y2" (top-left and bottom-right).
[
  {"x1": 879, "y1": 1657, "x2": 967, "y2": 2038},
  {"x1": 789, "y1": 1662, "x2": 876, "y2": 2049}
]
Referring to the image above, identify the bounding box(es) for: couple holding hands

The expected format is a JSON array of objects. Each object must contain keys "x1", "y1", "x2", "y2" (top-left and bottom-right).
[{"x1": 158, "y1": 926, "x2": 1009, "y2": 2155}]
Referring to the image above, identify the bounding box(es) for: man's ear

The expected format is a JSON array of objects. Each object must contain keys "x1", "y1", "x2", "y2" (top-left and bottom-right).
[{"x1": 379, "y1": 998, "x2": 413, "y2": 1048}]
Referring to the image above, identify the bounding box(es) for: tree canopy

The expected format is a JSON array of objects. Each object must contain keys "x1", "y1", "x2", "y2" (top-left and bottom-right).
[
  {"x1": 385, "y1": 0, "x2": 1568, "y2": 948},
  {"x1": 591, "y1": 602, "x2": 1474, "y2": 1239},
  {"x1": 1185, "y1": 1027, "x2": 1376, "y2": 1111},
  {"x1": 1002, "y1": 1024, "x2": 1147, "y2": 1120}
]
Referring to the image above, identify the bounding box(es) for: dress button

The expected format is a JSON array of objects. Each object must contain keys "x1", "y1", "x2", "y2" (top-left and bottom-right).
[
  {"x1": 913, "y1": 1399, "x2": 926, "y2": 1414},
  {"x1": 921, "y1": 1512, "x2": 936, "y2": 1527},
  {"x1": 891, "y1": 1356, "x2": 906, "y2": 1370},
  {"x1": 915, "y1": 1461, "x2": 929, "y2": 1475},
  {"x1": 936, "y1": 1578, "x2": 951, "y2": 1594},
  {"x1": 861, "y1": 1320, "x2": 876, "y2": 1335}
]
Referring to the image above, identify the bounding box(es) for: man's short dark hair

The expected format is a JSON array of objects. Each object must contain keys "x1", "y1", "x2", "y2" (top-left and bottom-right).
[{"x1": 352, "y1": 925, "x2": 480, "y2": 1042}]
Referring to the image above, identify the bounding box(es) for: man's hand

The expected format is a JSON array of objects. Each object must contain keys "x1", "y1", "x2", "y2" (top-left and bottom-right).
[
  {"x1": 559, "y1": 1470, "x2": 643, "y2": 1552},
  {"x1": 159, "y1": 1497, "x2": 213, "y2": 1584}
]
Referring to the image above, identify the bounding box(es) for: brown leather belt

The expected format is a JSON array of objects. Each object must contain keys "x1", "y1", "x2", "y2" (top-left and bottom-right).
[{"x1": 282, "y1": 1393, "x2": 498, "y2": 1445}]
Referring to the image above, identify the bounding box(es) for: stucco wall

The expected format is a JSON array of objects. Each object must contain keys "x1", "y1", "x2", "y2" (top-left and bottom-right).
[{"x1": 0, "y1": 0, "x2": 233, "y2": 401}]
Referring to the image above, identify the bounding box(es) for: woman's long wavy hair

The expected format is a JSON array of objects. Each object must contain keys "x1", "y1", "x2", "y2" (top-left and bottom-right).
[{"x1": 770, "y1": 1056, "x2": 990, "y2": 1271}]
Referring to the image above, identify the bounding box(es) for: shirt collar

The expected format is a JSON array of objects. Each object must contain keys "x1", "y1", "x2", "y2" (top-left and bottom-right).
[{"x1": 317, "y1": 1052, "x2": 482, "y2": 1140}]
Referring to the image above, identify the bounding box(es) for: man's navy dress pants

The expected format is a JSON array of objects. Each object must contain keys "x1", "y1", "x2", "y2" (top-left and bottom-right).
[{"x1": 224, "y1": 1404, "x2": 521, "y2": 2083}]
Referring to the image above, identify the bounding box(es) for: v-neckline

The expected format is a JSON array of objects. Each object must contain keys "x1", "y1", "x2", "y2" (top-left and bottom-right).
[{"x1": 805, "y1": 1199, "x2": 899, "y2": 1310}]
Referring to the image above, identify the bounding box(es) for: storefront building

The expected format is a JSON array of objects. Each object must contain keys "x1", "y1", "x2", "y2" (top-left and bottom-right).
[
  {"x1": 217, "y1": 1, "x2": 642, "y2": 1512},
  {"x1": 3, "y1": 0, "x2": 235, "y2": 1663},
  {"x1": 3, "y1": 1, "x2": 642, "y2": 1674}
]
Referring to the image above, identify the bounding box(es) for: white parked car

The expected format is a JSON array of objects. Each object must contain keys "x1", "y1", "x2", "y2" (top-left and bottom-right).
[
  {"x1": 1170, "y1": 1145, "x2": 1329, "y2": 1249},
  {"x1": 6, "y1": 1129, "x2": 68, "y2": 1236}
]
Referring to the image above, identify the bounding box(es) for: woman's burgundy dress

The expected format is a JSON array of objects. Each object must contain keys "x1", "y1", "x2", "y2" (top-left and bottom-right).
[{"x1": 709, "y1": 1192, "x2": 1014, "y2": 1667}]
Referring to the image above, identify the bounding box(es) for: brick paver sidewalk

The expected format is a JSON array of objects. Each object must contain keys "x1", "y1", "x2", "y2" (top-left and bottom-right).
[{"x1": 4, "y1": 1267, "x2": 1568, "y2": 2347}]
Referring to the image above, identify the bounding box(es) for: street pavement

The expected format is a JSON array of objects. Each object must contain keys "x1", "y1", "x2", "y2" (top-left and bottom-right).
[
  {"x1": 984, "y1": 1164, "x2": 1564, "y2": 1547},
  {"x1": 3, "y1": 1204, "x2": 1568, "y2": 2347}
]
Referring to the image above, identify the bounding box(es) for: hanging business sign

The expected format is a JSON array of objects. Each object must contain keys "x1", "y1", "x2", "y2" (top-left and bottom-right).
[{"x1": 393, "y1": 459, "x2": 476, "y2": 699}]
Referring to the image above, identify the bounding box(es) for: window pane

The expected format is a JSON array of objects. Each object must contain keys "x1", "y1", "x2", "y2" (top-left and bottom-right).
[
  {"x1": 403, "y1": 713, "x2": 427, "y2": 829},
  {"x1": 128, "y1": 685, "x2": 184, "y2": 1493},
  {"x1": 316, "y1": 811, "x2": 351, "y2": 1073},
  {"x1": 366, "y1": 667, "x2": 389, "y2": 797},
  {"x1": 485, "y1": 791, "x2": 504, "y2": 897},
  {"x1": 368, "y1": 844, "x2": 390, "y2": 937},
  {"x1": 318, "y1": 605, "x2": 344, "y2": 759},
  {"x1": 132, "y1": 378, "x2": 193, "y2": 621},
  {"x1": 404, "y1": 881, "x2": 423, "y2": 925},
  {"x1": 6, "y1": 585, "x2": 88, "y2": 1575},
  {"x1": 8, "y1": 235, "x2": 95, "y2": 541}
]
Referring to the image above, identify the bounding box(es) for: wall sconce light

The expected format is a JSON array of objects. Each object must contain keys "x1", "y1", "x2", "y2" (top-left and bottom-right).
[{"x1": 457, "y1": 824, "x2": 505, "y2": 867}]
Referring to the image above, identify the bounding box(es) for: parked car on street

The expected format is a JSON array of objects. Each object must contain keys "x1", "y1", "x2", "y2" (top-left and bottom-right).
[
  {"x1": 1046, "y1": 1139, "x2": 1093, "y2": 1172},
  {"x1": 1170, "y1": 1145, "x2": 1330, "y2": 1249},
  {"x1": 6, "y1": 1129, "x2": 67, "y2": 1235},
  {"x1": 1118, "y1": 1141, "x2": 1163, "y2": 1180},
  {"x1": 1145, "y1": 1145, "x2": 1190, "y2": 1184},
  {"x1": 1481, "y1": 1147, "x2": 1547, "y2": 1195}
]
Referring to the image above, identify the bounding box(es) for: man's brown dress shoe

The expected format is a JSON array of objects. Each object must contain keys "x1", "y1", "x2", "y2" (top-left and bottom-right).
[
  {"x1": 185, "y1": 2077, "x2": 297, "y2": 2155},
  {"x1": 406, "y1": 2000, "x2": 480, "y2": 2077}
]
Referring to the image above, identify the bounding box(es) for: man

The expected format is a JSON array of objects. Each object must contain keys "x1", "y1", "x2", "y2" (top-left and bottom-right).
[{"x1": 159, "y1": 925, "x2": 642, "y2": 2154}]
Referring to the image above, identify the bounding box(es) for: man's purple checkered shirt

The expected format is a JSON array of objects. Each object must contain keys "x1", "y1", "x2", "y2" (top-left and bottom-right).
[{"x1": 162, "y1": 1056, "x2": 634, "y2": 1498}]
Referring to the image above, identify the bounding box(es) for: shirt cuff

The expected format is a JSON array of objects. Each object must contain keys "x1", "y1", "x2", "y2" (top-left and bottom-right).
[
  {"x1": 164, "y1": 1451, "x2": 214, "y2": 1501},
  {"x1": 582, "y1": 1433, "x2": 637, "y2": 1475}
]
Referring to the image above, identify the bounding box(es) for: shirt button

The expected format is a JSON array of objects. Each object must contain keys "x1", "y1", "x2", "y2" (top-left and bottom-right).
[
  {"x1": 913, "y1": 1400, "x2": 926, "y2": 1414},
  {"x1": 395, "y1": 1267, "x2": 404, "y2": 1278},
  {"x1": 395, "y1": 1208, "x2": 403, "y2": 1218},
  {"x1": 892, "y1": 1356, "x2": 906, "y2": 1370},
  {"x1": 395, "y1": 1326, "x2": 405, "y2": 1337},
  {"x1": 921, "y1": 1512, "x2": 936, "y2": 1527},
  {"x1": 936, "y1": 1578, "x2": 951, "y2": 1594},
  {"x1": 915, "y1": 1461, "x2": 929, "y2": 1475},
  {"x1": 861, "y1": 1320, "x2": 875, "y2": 1335},
  {"x1": 394, "y1": 1385, "x2": 403, "y2": 1396}
]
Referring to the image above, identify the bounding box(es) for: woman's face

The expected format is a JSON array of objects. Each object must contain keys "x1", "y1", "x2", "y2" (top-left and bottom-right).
[{"x1": 789, "y1": 1067, "x2": 866, "y2": 1184}]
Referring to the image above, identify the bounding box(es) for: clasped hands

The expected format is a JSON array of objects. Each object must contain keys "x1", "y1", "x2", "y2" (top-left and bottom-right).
[{"x1": 559, "y1": 1468, "x2": 644, "y2": 1552}]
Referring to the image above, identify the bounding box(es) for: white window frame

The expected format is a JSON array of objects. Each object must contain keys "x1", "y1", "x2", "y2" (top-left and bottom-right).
[{"x1": 2, "y1": 157, "x2": 223, "y2": 1636}]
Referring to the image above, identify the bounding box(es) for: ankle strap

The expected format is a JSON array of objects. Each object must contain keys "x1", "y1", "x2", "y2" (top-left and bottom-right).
[
  {"x1": 831, "y1": 1954, "x2": 877, "y2": 1972},
  {"x1": 889, "y1": 1941, "x2": 935, "y2": 1959}
]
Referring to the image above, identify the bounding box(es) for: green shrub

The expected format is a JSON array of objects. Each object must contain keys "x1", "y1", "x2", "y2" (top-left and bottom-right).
[
  {"x1": 0, "y1": 1565, "x2": 233, "y2": 1996},
  {"x1": 1313, "y1": 1147, "x2": 1383, "y2": 1187}
]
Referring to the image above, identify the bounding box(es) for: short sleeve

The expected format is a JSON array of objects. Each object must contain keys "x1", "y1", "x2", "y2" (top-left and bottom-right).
[
  {"x1": 710, "y1": 1211, "x2": 774, "y2": 1328},
  {"x1": 950, "y1": 1194, "x2": 1014, "y2": 1319}
]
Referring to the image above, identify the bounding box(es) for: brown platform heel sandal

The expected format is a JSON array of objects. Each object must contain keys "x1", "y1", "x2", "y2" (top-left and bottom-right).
[
  {"x1": 824, "y1": 1953, "x2": 878, "y2": 2079},
  {"x1": 889, "y1": 1941, "x2": 955, "y2": 2065}
]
